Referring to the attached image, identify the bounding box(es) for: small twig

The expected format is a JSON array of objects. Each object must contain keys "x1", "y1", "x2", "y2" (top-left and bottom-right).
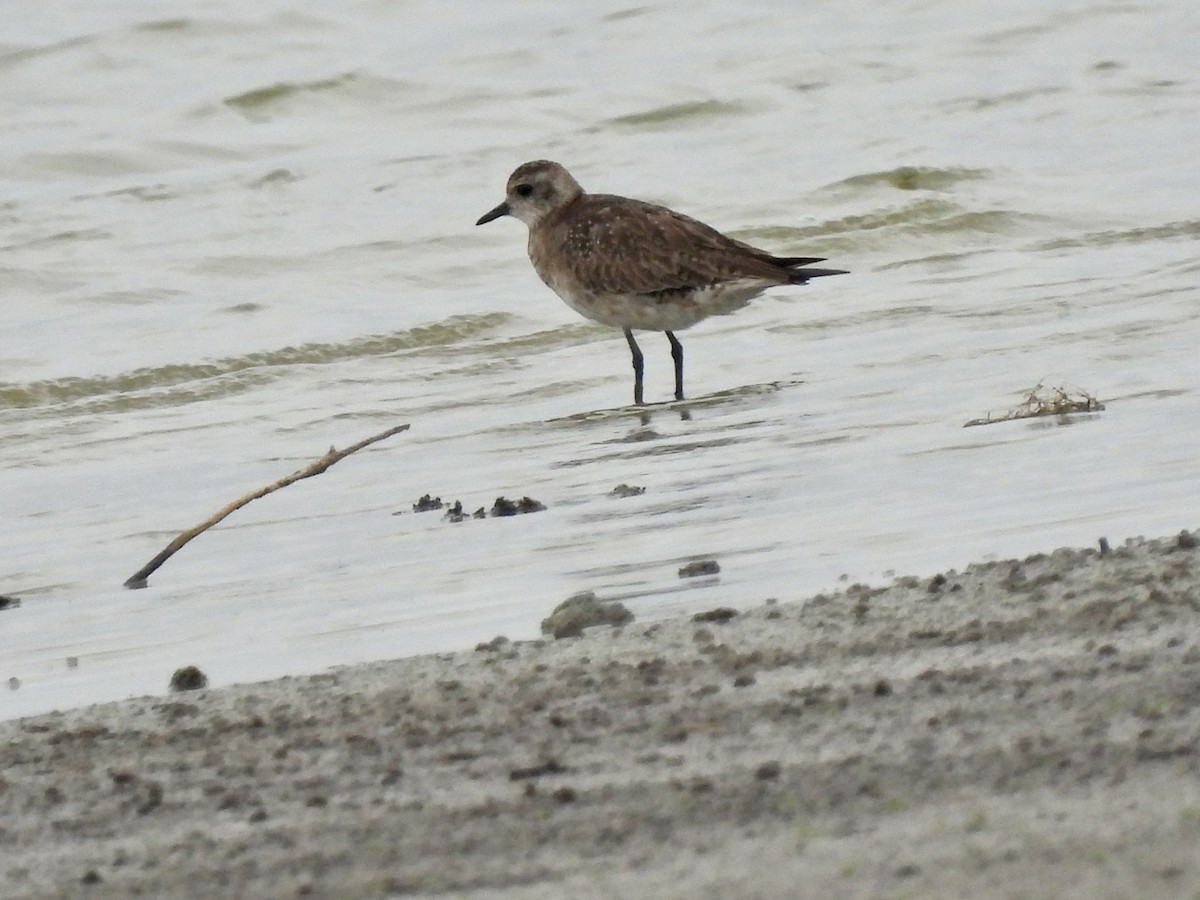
[{"x1": 124, "y1": 423, "x2": 410, "y2": 589}]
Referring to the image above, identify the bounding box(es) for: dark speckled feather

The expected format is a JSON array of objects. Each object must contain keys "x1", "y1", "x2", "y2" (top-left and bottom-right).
[{"x1": 536, "y1": 193, "x2": 807, "y2": 295}]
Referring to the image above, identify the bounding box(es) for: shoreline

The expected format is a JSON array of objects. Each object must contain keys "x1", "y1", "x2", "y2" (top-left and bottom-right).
[{"x1": 3, "y1": 529, "x2": 1199, "y2": 898}]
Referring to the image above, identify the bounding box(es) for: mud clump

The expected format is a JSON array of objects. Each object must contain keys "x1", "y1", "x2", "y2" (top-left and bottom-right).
[
  {"x1": 609, "y1": 484, "x2": 646, "y2": 498},
  {"x1": 693, "y1": 607, "x2": 737, "y2": 624},
  {"x1": 541, "y1": 591, "x2": 634, "y2": 639},
  {"x1": 679, "y1": 560, "x2": 720, "y2": 578},
  {"x1": 169, "y1": 666, "x2": 209, "y2": 693},
  {"x1": 412, "y1": 494, "x2": 444, "y2": 512},
  {"x1": 441, "y1": 496, "x2": 547, "y2": 522},
  {"x1": 475, "y1": 636, "x2": 511, "y2": 653},
  {"x1": 490, "y1": 496, "x2": 547, "y2": 517},
  {"x1": 508, "y1": 759, "x2": 567, "y2": 781},
  {"x1": 443, "y1": 501, "x2": 469, "y2": 523}
]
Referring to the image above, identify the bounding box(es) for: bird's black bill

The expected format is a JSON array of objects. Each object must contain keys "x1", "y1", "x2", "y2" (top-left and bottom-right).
[{"x1": 475, "y1": 201, "x2": 510, "y2": 226}]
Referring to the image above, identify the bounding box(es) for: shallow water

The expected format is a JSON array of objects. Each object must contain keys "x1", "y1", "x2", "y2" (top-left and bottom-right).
[{"x1": 3, "y1": 0, "x2": 1198, "y2": 720}]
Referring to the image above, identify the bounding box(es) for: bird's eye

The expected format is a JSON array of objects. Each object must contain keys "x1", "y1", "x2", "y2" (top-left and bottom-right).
[{"x1": 515, "y1": 183, "x2": 534, "y2": 198}]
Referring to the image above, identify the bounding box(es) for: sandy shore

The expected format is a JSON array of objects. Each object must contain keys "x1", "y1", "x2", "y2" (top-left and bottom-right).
[{"x1": 3, "y1": 529, "x2": 1200, "y2": 899}]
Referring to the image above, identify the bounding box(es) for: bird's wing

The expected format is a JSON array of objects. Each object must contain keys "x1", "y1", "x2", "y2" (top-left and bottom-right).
[{"x1": 550, "y1": 195, "x2": 794, "y2": 295}]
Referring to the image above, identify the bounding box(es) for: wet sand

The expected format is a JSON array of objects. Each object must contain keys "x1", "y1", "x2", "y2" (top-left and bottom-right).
[{"x1": 3, "y1": 529, "x2": 1199, "y2": 899}]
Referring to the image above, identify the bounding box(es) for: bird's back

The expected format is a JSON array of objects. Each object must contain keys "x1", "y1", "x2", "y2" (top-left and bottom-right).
[{"x1": 530, "y1": 192, "x2": 802, "y2": 299}]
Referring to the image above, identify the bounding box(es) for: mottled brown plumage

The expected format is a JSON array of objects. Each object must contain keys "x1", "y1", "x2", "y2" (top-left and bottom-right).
[{"x1": 477, "y1": 160, "x2": 845, "y2": 404}]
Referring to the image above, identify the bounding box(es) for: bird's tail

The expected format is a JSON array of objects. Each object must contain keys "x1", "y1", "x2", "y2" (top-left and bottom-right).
[
  {"x1": 775, "y1": 255, "x2": 827, "y2": 267},
  {"x1": 786, "y1": 265, "x2": 848, "y2": 284},
  {"x1": 771, "y1": 255, "x2": 848, "y2": 284}
]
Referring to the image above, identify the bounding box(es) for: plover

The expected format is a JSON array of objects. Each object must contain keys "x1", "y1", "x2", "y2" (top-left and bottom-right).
[{"x1": 476, "y1": 160, "x2": 846, "y2": 405}]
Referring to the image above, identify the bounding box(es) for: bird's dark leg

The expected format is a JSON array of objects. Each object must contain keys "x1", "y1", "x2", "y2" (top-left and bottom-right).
[
  {"x1": 624, "y1": 328, "x2": 645, "y2": 405},
  {"x1": 666, "y1": 331, "x2": 684, "y2": 401}
]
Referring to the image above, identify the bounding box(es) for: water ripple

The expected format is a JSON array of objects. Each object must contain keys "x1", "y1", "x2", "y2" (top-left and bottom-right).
[{"x1": 0, "y1": 313, "x2": 511, "y2": 413}]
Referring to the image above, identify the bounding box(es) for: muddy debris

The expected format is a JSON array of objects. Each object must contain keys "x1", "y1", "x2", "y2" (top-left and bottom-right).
[
  {"x1": 474, "y1": 635, "x2": 511, "y2": 653},
  {"x1": 411, "y1": 494, "x2": 444, "y2": 512},
  {"x1": 541, "y1": 591, "x2": 634, "y2": 639},
  {"x1": 169, "y1": 666, "x2": 209, "y2": 693},
  {"x1": 679, "y1": 559, "x2": 720, "y2": 578},
  {"x1": 693, "y1": 607, "x2": 738, "y2": 624},
  {"x1": 755, "y1": 761, "x2": 782, "y2": 781},
  {"x1": 609, "y1": 483, "x2": 646, "y2": 498},
  {"x1": 508, "y1": 759, "x2": 568, "y2": 781},
  {"x1": 963, "y1": 382, "x2": 1104, "y2": 427},
  {"x1": 551, "y1": 786, "x2": 577, "y2": 804},
  {"x1": 440, "y1": 496, "x2": 547, "y2": 522},
  {"x1": 0, "y1": 594, "x2": 19, "y2": 611},
  {"x1": 490, "y1": 496, "x2": 547, "y2": 516}
]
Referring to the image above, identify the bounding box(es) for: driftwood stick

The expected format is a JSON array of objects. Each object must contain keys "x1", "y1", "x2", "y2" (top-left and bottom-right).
[{"x1": 124, "y1": 423, "x2": 410, "y2": 589}]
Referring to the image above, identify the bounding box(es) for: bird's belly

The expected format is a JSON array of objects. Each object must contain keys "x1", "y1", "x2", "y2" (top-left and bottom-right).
[{"x1": 547, "y1": 280, "x2": 773, "y2": 332}]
